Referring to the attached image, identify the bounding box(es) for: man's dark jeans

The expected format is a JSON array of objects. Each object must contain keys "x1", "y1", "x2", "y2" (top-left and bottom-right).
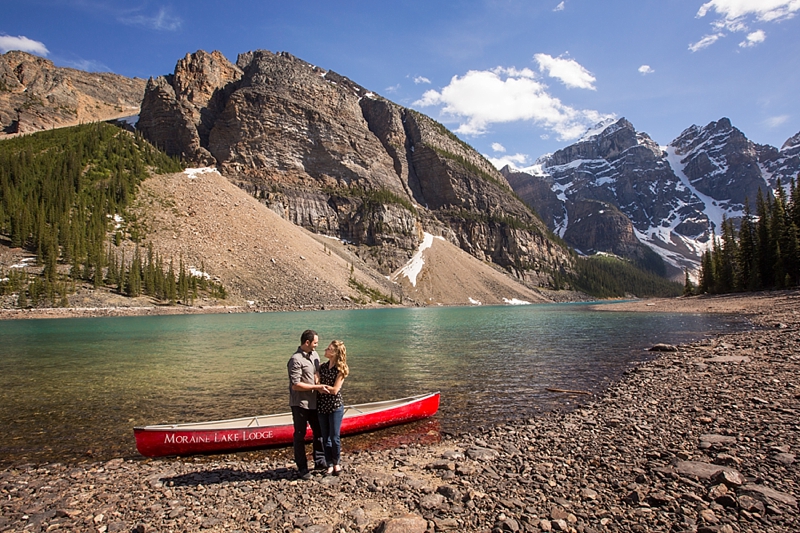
[{"x1": 291, "y1": 406, "x2": 326, "y2": 471}]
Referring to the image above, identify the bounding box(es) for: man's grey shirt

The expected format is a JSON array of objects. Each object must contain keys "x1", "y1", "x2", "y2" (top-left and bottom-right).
[{"x1": 288, "y1": 347, "x2": 320, "y2": 409}]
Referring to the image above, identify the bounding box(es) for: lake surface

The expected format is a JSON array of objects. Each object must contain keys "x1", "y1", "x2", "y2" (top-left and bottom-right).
[{"x1": 0, "y1": 303, "x2": 746, "y2": 466}]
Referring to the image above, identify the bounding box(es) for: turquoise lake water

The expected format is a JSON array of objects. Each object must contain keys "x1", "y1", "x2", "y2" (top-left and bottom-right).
[{"x1": 0, "y1": 303, "x2": 745, "y2": 465}]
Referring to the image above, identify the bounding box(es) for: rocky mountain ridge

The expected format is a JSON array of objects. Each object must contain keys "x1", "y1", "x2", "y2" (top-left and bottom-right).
[
  {"x1": 137, "y1": 50, "x2": 571, "y2": 290},
  {"x1": 505, "y1": 117, "x2": 800, "y2": 279},
  {"x1": 0, "y1": 51, "x2": 144, "y2": 135}
]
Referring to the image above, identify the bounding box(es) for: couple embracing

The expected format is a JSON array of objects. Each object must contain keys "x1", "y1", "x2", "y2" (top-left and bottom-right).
[{"x1": 287, "y1": 329, "x2": 349, "y2": 480}]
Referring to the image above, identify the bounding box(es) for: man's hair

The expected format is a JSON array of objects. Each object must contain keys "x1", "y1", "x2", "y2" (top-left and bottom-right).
[{"x1": 300, "y1": 329, "x2": 317, "y2": 345}]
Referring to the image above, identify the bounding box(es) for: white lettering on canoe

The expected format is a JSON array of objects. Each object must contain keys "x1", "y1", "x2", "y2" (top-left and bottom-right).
[
  {"x1": 164, "y1": 433, "x2": 211, "y2": 444},
  {"x1": 161, "y1": 430, "x2": 273, "y2": 445},
  {"x1": 243, "y1": 430, "x2": 273, "y2": 441}
]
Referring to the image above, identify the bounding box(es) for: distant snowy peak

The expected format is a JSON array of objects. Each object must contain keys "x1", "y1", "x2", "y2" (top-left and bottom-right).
[
  {"x1": 578, "y1": 117, "x2": 622, "y2": 143},
  {"x1": 670, "y1": 118, "x2": 738, "y2": 157},
  {"x1": 509, "y1": 116, "x2": 800, "y2": 281},
  {"x1": 541, "y1": 117, "x2": 662, "y2": 169},
  {"x1": 781, "y1": 131, "x2": 800, "y2": 156}
]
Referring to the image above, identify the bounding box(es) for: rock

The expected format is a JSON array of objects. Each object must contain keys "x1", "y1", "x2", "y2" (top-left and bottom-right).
[
  {"x1": 427, "y1": 460, "x2": 455, "y2": 471},
  {"x1": 707, "y1": 483, "x2": 729, "y2": 501},
  {"x1": 646, "y1": 491, "x2": 673, "y2": 506},
  {"x1": 699, "y1": 434, "x2": 737, "y2": 446},
  {"x1": 375, "y1": 514, "x2": 427, "y2": 533},
  {"x1": 649, "y1": 343, "x2": 678, "y2": 352},
  {"x1": 674, "y1": 461, "x2": 742, "y2": 482},
  {"x1": 739, "y1": 484, "x2": 798, "y2": 507},
  {"x1": 775, "y1": 452, "x2": 795, "y2": 465},
  {"x1": 499, "y1": 517, "x2": 520, "y2": 532},
  {"x1": 432, "y1": 517, "x2": 459, "y2": 530},
  {"x1": 699, "y1": 508, "x2": 718, "y2": 524},
  {"x1": 737, "y1": 494, "x2": 766, "y2": 514},
  {"x1": 623, "y1": 488, "x2": 647, "y2": 505},
  {"x1": 711, "y1": 468, "x2": 745, "y2": 487},
  {"x1": 466, "y1": 447, "x2": 498, "y2": 461},
  {"x1": 419, "y1": 493, "x2": 445, "y2": 510},
  {"x1": 436, "y1": 485, "x2": 461, "y2": 501}
]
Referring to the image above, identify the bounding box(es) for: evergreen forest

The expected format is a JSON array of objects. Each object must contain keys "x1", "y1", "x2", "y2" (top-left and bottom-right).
[
  {"x1": 568, "y1": 253, "x2": 683, "y2": 298},
  {"x1": 694, "y1": 178, "x2": 800, "y2": 295},
  {"x1": 0, "y1": 123, "x2": 226, "y2": 307}
]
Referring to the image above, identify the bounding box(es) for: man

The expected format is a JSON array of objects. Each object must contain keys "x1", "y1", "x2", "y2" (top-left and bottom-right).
[{"x1": 288, "y1": 329, "x2": 328, "y2": 479}]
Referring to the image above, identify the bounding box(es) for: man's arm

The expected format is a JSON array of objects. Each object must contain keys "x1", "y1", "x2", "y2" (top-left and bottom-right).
[
  {"x1": 291, "y1": 381, "x2": 329, "y2": 393},
  {"x1": 289, "y1": 358, "x2": 329, "y2": 392}
]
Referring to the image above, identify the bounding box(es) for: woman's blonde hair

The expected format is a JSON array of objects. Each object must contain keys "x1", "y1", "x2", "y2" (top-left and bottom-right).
[{"x1": 329, "y1": 340, "x2": 349, "y2": 378}]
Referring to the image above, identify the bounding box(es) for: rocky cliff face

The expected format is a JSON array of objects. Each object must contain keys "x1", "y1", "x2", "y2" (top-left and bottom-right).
[
  {"x1": 0, "y1": 51, "x2": 145, "y2": 135},
  {"x1": 506, "y1": 117, "x2": 800, "y2": 279},
  {"x1": 138, "y1": 50, "x2": 571, "y2": 287}
]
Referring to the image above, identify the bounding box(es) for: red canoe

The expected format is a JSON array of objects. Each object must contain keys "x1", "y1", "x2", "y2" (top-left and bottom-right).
[{"x1": 134, "y1": 392, "x2": 440, "y2": 458}]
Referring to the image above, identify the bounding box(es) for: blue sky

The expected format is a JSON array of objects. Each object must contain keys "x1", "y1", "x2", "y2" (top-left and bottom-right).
[{"x1": 3, "y1": 0, "x2": 799, "y2": 169}]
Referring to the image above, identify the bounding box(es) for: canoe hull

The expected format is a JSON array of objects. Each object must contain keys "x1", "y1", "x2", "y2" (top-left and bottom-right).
[{"x1": 134, "y1": 392, "x2": 439, "y2": 458}]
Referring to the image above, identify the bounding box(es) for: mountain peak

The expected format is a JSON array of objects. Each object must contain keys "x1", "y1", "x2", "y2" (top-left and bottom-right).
[
  {"x1": 0, "y1": 50, "x2": 144, "y2": 135},
  {"x1": 578, "y1": 117, "x2": 628, "y2": 143},
  {"x1": 781, "y1": 131, "x2": 800, "y2": 154}
]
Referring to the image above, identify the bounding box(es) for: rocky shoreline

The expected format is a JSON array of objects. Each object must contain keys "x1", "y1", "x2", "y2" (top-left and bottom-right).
[{"x1": 2, "y1": 292, "x2": 799, "y2": 533}]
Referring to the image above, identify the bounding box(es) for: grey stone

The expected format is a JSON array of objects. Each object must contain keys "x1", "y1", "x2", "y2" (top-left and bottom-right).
[{"x1": 466, "y1": 447, "x2": 498, "y2": 461}]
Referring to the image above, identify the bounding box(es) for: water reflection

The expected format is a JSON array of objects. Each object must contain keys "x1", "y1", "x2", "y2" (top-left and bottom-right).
[{"x1": 0, "y1": 303, "x2": 745, "y2": 465}]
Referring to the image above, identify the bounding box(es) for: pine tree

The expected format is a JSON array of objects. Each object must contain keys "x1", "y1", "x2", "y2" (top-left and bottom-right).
[
  {"x1": 737, "y1": 200, "x2": 758, "y2": 290},
  {"x1": 755, "y1": 189, "x2": 774, "y2": 288},
  {"x1": 717, "y1": 217, "x2": 737, "y2": 293},
  {"x1": 699, "y1": 249, "x2": 715, "y2": 294},
  {"x1": 683, "y1": 269, "x2": 695, "y2": 296},
  {"x1": 167, "y1": 259, "x2": 177, "y2": 304},
  {"x1": 17, "y1": 285, "x2": 28, "y2": 308},
  {"x1": 771, "y1": 180, "x2": 788, "y2": 288}
]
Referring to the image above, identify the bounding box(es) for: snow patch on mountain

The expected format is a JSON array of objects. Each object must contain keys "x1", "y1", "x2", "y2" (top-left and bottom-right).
[{"x1": 665, "y1": 146, "x2": 742, "y2": 232}]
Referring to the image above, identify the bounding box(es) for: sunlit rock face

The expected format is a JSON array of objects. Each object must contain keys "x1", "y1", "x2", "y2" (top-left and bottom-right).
[{"x1": 139, "y1": 49, "x2": 571, "y2": 282}]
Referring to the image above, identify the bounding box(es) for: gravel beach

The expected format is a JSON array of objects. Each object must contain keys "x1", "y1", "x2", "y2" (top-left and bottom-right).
[{"x1": 2, "y1": 291, "x2": 799, "y2": 533}]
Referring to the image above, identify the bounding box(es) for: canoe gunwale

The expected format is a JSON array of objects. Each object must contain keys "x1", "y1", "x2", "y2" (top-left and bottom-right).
[{"x1": 134, "y1": 392, "x2": 439, "y2": 432}]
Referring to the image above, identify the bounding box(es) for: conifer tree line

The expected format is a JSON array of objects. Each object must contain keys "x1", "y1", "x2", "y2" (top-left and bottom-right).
[
  {"x1": 569, "y1": 254, "x2": 683, "y2": 298},
  {"x1": 0, "y1": 123, "x2": 226, "y2": 307},
  {"x1": 694, "y1": 177, "x2": 800, "y2": 295}
]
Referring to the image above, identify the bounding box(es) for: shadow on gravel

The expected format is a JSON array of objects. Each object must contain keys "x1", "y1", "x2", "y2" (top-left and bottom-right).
[{"x1": 161, "y1": 467, "x2": 304, "y2": 487}]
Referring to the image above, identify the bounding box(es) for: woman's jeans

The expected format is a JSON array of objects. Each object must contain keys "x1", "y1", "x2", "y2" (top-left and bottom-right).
[{"x1": 318, "y1": 406, "x2": 344, "y2": 466}]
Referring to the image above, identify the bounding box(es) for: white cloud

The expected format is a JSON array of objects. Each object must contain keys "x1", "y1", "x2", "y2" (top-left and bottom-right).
[
  {"x1": 534, "y1": 53, "x2": 596, "y2": 90},
  {"x1": 413, "y1": 66, "x2": 613, "y2": 141},
  {"x1": 763, "y1": 115, "x2": 790, "y2": 128},
  {"x1": 384, "y1": 84, "x2": 401, "y2": 93},
  {"x1": 0, "y1": 35, "x2": 49, "y2": 55},
  {"x1": 694, "y1": 0, "x2": 799, "y2": 49},
  {"x1": 689, "y1": 33, "x2": 724, "y2": 52},
  {"x1": 414, "y1": 76, "x2": 431, "y2": 84},
  {"x1": 486, "y1": 153, "x2": 530, "y2": 170},
  {"x1": 119, "y1": 6, "x2": 181, "y2": 31},
  {"x1": 739, "y1": 29, "x2": 766, "y2": 47},
  {"x1": 638, "y1": 65, "x2": 655, "y2": 75},
  {"x1": 697, "y1": 0, "x2": 800, "y2": 24},
  {"x1": 554, "y1": 1, "x2": 566, "y2": 11},
  {"x1": 491, "y1": 142, "x2": 506, "y2": 153}
]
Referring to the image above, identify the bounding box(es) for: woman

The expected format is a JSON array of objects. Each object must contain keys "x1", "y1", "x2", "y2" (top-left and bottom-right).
[{"x1": 317, "y1": 339, "x2": 349, "y2": 475}]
